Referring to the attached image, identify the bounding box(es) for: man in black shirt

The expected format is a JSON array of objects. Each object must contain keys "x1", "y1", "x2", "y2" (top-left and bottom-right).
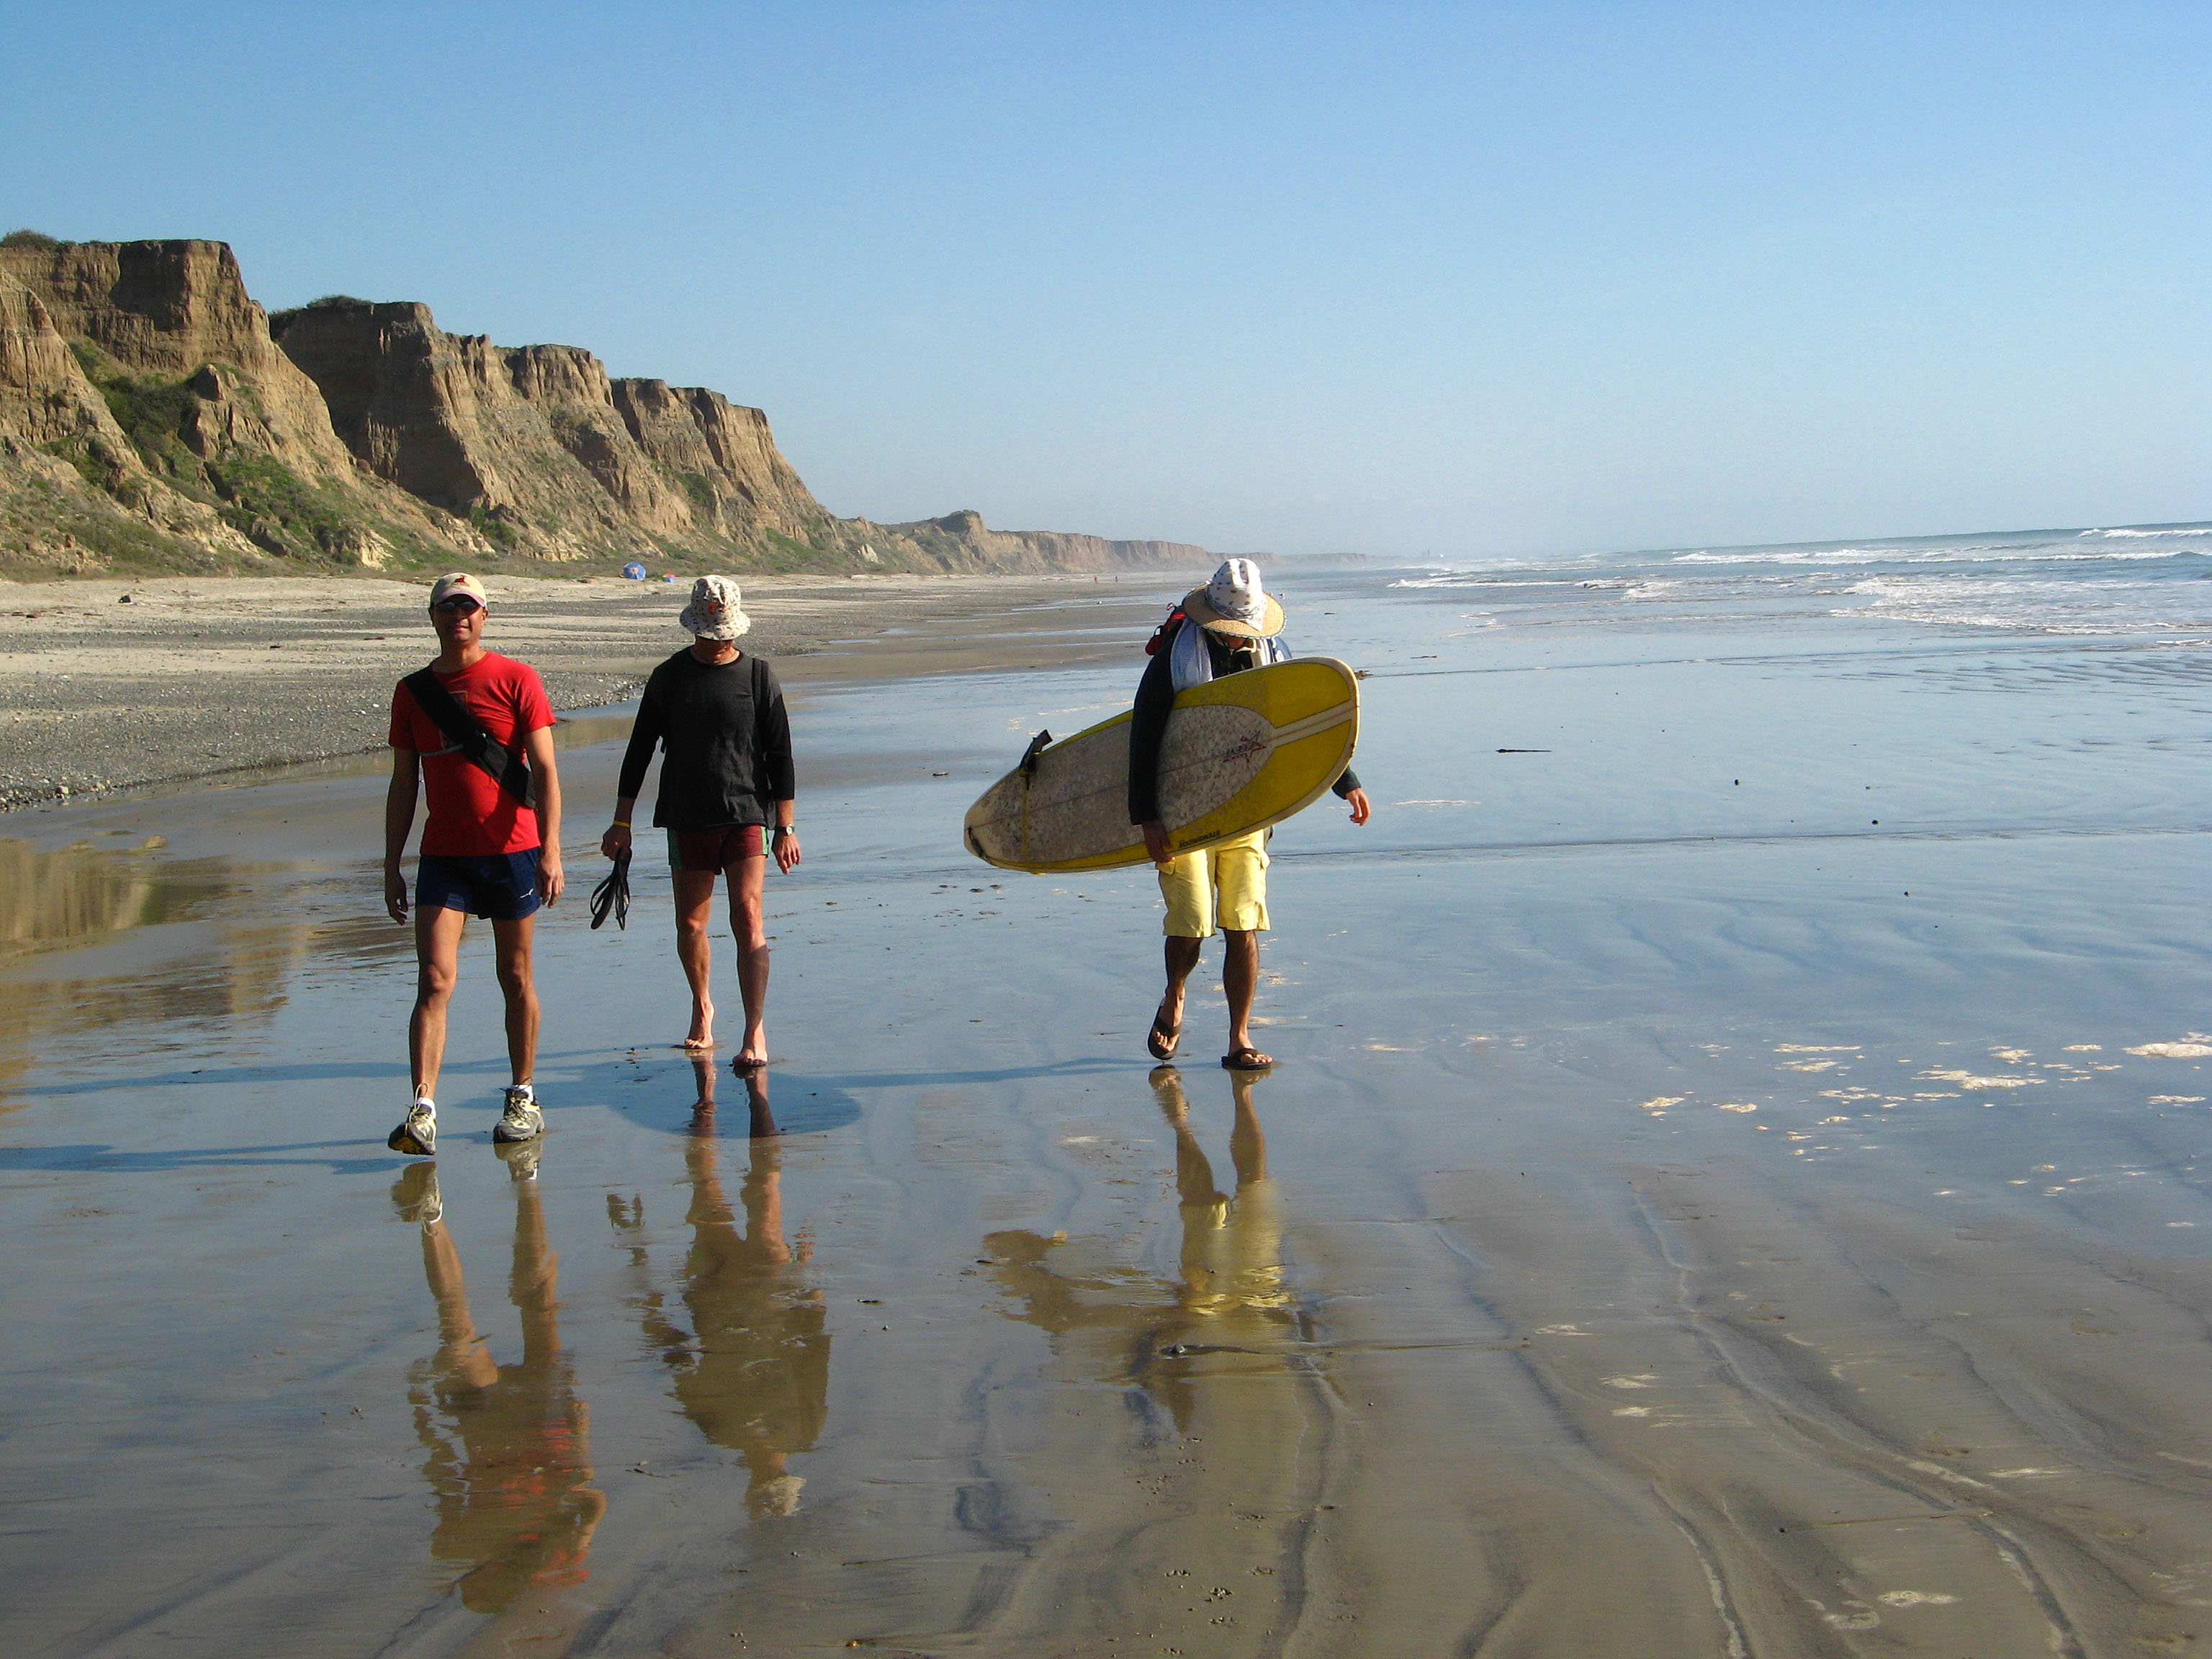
[
  {"x1": 1130, "y1": 560, "x2": 1370, "y2": 1071},
  {"x1": 602, "y1": 576, "x2": 800, "y2": 1064}
]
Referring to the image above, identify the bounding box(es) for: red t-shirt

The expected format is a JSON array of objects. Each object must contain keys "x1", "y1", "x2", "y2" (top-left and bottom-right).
[{"x1": 389, "y1": 652, "x2": 556, "y2": 856}]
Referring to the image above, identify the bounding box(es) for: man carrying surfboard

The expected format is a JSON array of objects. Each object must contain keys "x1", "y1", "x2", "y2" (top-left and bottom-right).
[
  {"x1": 1131, "y1": 559, "x2": 1370, "y2": 1070},
  {"x1": 601, "y1": 576, "x2": 800, "y2": 1066}
]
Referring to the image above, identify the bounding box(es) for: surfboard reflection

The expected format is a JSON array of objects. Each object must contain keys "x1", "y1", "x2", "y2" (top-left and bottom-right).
[
  {"x1": 619, "y1": 1058, "x2": 830, "y2": 1517},
  {"x1": 399, "y1": 1149, "x2": 606, "y2": 1645}
]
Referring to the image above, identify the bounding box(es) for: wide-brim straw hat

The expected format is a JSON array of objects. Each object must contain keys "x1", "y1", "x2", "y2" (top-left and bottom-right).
[
  {"x1": 1181, "y1": 557, "x2": 1284, "y2": 638},
  {"x1": 680, "y1": 574, "x2": 752, "y2": 640}
]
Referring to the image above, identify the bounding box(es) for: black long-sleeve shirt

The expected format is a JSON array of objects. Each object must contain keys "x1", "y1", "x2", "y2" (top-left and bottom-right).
[
  {"x1": 617, "y1": 649, "x2": 795, "y2": 830},
  {"x1": 1127, "y1": 621, "x2": 1361, "y2": 824}
]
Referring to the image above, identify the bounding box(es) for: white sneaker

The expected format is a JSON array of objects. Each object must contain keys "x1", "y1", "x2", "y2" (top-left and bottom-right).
[
  {"x1": 493, "y1": 1084, "x2": 544, "y2": 1143},
  {"x1": 388, "y1": 1099, "x2": 436, "y2": 1156}
]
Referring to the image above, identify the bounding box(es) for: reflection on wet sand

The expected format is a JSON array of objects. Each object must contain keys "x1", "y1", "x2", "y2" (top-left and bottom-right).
[
  {"x1": 0, "y1": 911, "x2": 373, "y2": 1118},
  {"x1": 992, "y1": 1066, "x2": 1300, "y2": 1426},
  {"x1": 622, "y1": 1059, "x2": 829, "y2": 1516},
  {"x1": 0, "y1": 837, "x2": 204, "y2": 953},
  {"x1": 399, "y1": 1152, "x2": 606, "y2": 1653},
  {"x1": 973, "y1": 1067, "x2": 1331, "y2": 1653}
]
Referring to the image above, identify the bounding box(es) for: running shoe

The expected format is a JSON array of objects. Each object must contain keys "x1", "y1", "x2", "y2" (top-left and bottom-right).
[
  {"x1": 391, "y1": 1164, "x2": 443, "y2": 1224},
  {"x1": 388, "y1": 1099, "x2": 437, "y2": 1156},
  {"x1": 493, "y1": 1084, "x2": 544, "y2": 1143}
]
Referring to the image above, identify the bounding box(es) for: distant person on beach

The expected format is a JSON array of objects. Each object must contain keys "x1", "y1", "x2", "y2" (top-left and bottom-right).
[
  {"x1": 602, "y1": 575, "x2": 799, "y2": 1065},
  {"x1": 384, "y1": 573, "x2": 565, "y2": 1156},
  {"x1": 1131, "y1": 559, "x2": 1370, "y2": 1071}
]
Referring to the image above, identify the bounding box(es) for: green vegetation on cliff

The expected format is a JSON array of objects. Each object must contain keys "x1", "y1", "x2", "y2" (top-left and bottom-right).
[{"x1": 56, "y1": 342, "x2": 414, "y2": 567}]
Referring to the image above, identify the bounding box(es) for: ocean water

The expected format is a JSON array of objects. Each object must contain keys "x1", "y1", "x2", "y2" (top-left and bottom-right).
[
  {"x1": 1, "y1": 524, "x2": 2209, "y2": 1656},
  {"x1": 1393, "y1": 518, "x2": 2212, "y2": 637}
]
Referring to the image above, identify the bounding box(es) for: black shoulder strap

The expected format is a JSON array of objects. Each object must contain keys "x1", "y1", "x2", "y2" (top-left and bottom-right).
[{"x1": 403, "y1": 667, "x2": 534, "y2": 804}]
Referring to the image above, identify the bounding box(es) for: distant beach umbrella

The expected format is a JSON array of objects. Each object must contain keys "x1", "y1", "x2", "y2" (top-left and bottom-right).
[{"x1": 622, "y1": 562, "x2": 647, "y2": 580}]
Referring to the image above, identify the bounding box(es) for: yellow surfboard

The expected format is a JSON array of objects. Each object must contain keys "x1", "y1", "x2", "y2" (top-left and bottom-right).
[{"x1": 963, "y1": 657, "x2": 1361, "y2": 873}]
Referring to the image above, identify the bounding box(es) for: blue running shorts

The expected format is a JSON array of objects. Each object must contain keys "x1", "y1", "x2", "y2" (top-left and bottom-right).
[{"x1": 415, "y1": 849, "x2": 544, "y2": 920}]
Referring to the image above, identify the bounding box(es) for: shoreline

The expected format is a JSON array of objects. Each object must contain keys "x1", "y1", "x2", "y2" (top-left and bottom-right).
[{"x1": 0, "y1": 568, "x2": 1194, "y2": 811}]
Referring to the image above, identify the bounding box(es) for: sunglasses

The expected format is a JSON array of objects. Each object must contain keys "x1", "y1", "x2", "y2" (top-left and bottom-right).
[{"x1": 431, "y1": 597, "x2": 482, "y2": 616}]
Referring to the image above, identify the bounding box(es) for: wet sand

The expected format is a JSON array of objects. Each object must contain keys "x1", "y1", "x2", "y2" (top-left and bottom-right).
[
  {"x1": 1, "y1": 567, "x2": 2209, "y2": 1656},
  {"x1": 0, "y1": 569, "x2": 1172, "y2": 809}
]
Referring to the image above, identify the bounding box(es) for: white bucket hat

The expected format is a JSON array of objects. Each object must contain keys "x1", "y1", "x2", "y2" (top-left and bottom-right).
[
  {"x1": 1181, "y1": 557, "x2": 1283, "y2": 639},
  {"x1": 679, "y1": 574, "x2": 752, "y2": 640}
]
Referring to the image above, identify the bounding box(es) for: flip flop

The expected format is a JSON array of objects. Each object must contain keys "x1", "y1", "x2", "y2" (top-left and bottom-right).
[
  {"x1": 589, "y1": 848, "x2": 631, "y2": 931},
  {"x1": 1147, "y1": 1006, "x2": 1182, "y2": 1062},
  {"x1": 1221, "y1": 1046, "x2": 1273, "y2": 1071}
]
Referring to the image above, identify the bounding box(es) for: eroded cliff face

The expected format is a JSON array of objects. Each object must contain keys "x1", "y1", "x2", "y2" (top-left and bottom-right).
[
  {"x1": 0, "y1": 274, "x2": 268, "y2": 570},
  {"x1": 0, "y1": 237, "x2": 1213, "y2": 580},
  {"x1": 0, "y1": 278, "x2": 128, "y2": 454},
  {"x1": 0, "y1": 241, "x2": 487, "y2": 572},
  {"x1": 271, "y1": 298, "x2": 840, "y2": 562},
  {"x1": 1, "y1": 240, "x2": 364, "y2": 483},
  {"x1": 857, "y1": 508, "x2": 1208, "y2": 574},
  {"x1": 611, "y1": 379, "x2": 826, "y2": 543}
]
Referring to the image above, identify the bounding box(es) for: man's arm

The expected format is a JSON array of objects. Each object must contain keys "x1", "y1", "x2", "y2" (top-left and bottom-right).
[
  {"x1": 1128, "y1": 644, "x2": 1177, "y2": 864},
  {"x1": 1334, "y1": 763, "x2": 1368, "y2": 824},
  {"x1": 757, "y1": 663, "x2": 801, "y2": 873},
  {"x1": 385, "y1": 750, "x2": 420, "y2": 923},
  {"x1": 526, "y1": 724, "x2": 564, "y2": 904},
  {"x1": 604, "y1": 675, "x2": 667, "y2": 859}
]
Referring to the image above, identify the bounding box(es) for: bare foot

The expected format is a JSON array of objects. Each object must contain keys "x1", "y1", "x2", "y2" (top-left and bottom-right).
[
  {"x1": 683, "y1": 1002, "x2": 715, "y2": 1050},
  {"x1": 734, "y1": 1024, "x2": 768, "y2": 1069}
]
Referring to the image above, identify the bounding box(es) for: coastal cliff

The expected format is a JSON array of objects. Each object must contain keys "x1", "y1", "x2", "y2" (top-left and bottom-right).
[
  {"x1": 0, "y1": 234, "x2": 1210, "y2": 580},
  {"x1": 269, "y1": 297, "x2": 842, "y2": 561}
]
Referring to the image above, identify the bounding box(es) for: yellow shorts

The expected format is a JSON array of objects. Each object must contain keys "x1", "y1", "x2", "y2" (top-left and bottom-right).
[{"x1": 1158, "y1": 830, "x2": 1269, "y2": 938}]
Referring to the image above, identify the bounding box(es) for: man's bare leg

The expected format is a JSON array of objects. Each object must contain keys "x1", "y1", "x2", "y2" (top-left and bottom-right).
[
  {"x1": 1159, "y1": 934, "x2": 1202, "y2": 1049},
  {"x1": 673, "y1": 868, "x2": 719, "y2": 1048},
  {"x1": 490, "y1": 914, "x2": 539, "y2": 1087},
  {"x1": 410, "y1": 905, "x2": 468, "y2": 1101},
  {"x1": 1222, "y1": 928, "x2": 1268, "y2": 1066},
  {"x1": 728, "y1": 854, "x2": 770, "y2": 1066}
]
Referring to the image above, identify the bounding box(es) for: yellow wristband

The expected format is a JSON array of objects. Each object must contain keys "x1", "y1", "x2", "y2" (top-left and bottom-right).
[{"x1": 611, "y1": 819, "x2": 631, "y2": 829}]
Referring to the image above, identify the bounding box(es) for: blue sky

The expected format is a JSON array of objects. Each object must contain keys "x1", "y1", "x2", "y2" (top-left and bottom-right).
[{"x1": 4, "y1": 1, "x2": 2205, "y2": 556}]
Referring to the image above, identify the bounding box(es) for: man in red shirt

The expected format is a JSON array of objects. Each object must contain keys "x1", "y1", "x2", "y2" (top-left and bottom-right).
[{"x1": 384, "y1": 573, "x2": 565, "y2": 1154}]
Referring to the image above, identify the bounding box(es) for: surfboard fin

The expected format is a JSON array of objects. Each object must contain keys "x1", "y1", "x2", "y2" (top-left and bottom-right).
[{"x1": 1017, "y1": 729, "x2": 1053, "y2": 779}]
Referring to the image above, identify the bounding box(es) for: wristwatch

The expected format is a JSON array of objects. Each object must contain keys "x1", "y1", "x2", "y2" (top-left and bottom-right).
[{"x1": 773, "y1": 824, "x2": 797, "y2": 836}]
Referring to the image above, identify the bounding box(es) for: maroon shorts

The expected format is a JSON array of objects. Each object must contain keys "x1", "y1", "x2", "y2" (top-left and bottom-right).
[{"x1": 668, "y1": 823, "x2": 764, "y2": 871}]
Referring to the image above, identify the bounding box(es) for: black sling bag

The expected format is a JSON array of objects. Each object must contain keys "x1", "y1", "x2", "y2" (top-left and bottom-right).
[{"x1": 403, "y1": 667, "x2": 534, "y2": 804}]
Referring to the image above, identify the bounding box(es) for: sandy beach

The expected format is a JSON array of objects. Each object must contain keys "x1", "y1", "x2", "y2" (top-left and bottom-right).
[
  {"x1": 1, "y1": 542, "x2": 2208, "y2": 1656},
  {"x1": 0, "y1": 570, "x2": 1179, "y2": 810}
]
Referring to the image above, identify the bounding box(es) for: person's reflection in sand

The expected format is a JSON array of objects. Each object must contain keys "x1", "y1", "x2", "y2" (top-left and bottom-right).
[
  {"x1": 990, "y1": 1064, "x2": 1297, "y2": 1431},
  {"x1": 394, "y1": 1150, "x2": 606, "y2": 1649},
  {"x1": 976, "y1": 1067, "x2": 1316, "y2": 1649},
  {"x1": 629, "y1": 1058, "x2": 829, "y2": 1517}
]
